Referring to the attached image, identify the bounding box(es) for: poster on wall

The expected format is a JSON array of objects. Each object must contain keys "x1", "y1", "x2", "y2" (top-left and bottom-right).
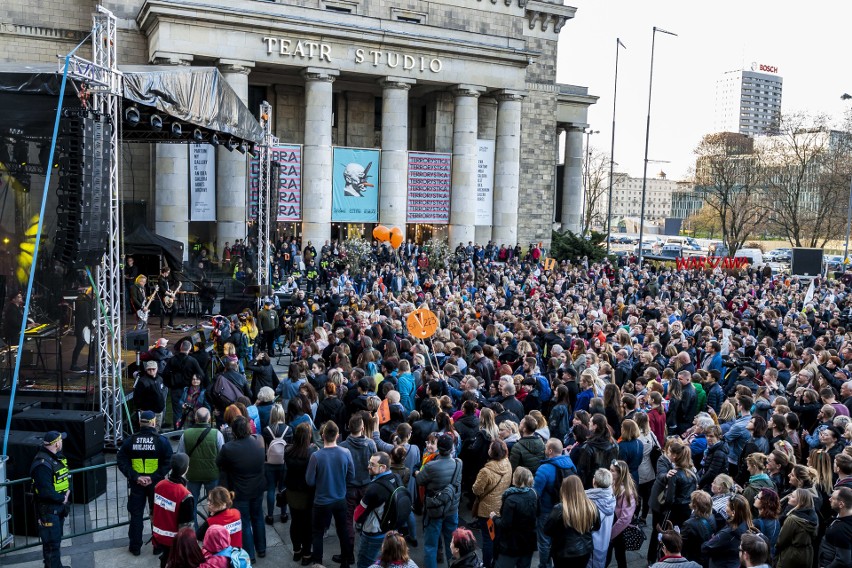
[
  {"x1": 475, "y1": 139, "x2": 495, "y2": 225},
  {"x1": 331, "y1": 147, "x2": 380, "y2": 222},
  {"x1": 248, "y1": 144, "x2": 302, "y2": 221},
  {"x1": 189, "y1": 144, "x2": 216, "y2": 221},
  {"x1": 407, "y1": 151, "x2": 451, "y2": 224}
]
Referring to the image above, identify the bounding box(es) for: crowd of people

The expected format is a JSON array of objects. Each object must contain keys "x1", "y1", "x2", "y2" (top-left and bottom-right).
[{"x1": 114, "y1": 238, "x2": 852, "y2": 568}]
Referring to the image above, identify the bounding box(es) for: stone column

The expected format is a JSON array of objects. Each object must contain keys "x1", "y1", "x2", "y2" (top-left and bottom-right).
[
  {"x1": 153, "y1": 55, "x2": 193, "y2": 260},
  {"x1": 475, "y1": 97, "x2": 498, "y2": 244},
  {"x1": 448, "y1": 85, "x2": 485, "y2": 246},
  {"x1": 301, "y1": 67, "x2": 339, "y2": 248},
  {"x1": 379, "y1": 77, "x2": 415, "y2": 231},
  {"x1": 492, "y1": 90, "x2": 524, "y2": 247},
  {"x1": 216, "y1": 60, "x2": 253, "y2": 257},
  {"x1": 561, "y1": 125, "x2": 585, "y2": 233}
]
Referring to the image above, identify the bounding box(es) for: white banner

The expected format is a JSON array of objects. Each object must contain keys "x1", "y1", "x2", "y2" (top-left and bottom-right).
[
  {"x1": 475, "y1": 139, "x2": 495, "y2": 225},
  {"x1": 189, "y1": 144, "x2": 216, "y2": 221}
]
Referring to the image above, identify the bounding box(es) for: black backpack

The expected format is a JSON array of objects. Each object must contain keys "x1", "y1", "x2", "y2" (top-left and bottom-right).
[
  {"x1": 547, "y1": 463, "x2": 577, "y2": 501},
  {"x1": 377, "y1": 474, "x2": 412, "y2": 533}
]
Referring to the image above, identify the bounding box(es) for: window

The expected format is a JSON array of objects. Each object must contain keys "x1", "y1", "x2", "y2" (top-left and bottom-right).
[
  {"x1": 391, "y1": 7, "x2": 427, "y2": 24},
  {"x1": 321, "y1": 0, "x2": 360, "y2": 14}
]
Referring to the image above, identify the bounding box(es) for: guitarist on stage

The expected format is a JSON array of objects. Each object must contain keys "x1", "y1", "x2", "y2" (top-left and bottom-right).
[
  {"x1": 158, "y1": 267, "x2": 177, "y2": 331},
  {"x1": 131, "y1": 275, "x2": 150, "y2": 330}
]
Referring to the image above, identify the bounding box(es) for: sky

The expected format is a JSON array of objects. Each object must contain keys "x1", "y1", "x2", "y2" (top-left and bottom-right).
[{"x1": 556, "y1": 1, "x2": 852, "y2": 180}]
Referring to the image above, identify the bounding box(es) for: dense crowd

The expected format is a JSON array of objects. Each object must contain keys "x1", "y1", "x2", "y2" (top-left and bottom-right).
[{"x1": 122, "y1": 239, "x2": 852, "y2": 568}]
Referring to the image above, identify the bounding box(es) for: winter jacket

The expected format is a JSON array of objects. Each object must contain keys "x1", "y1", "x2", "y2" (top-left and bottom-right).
[
  {"x1": 454, "y1": 414, "x2": 480, "y2": 444},
  {"x1": 246, "y1": 359, "x2": 278, "y2": 401},
  {"x1": 548, "y1": 403, "x2": 571, "y2": 444},
  {"x1": 397, "y1": 372, "x2": 416, "y2": 414},
  {"x1": 575, "y1": 437, "x2": 619, "y2": 489},
  {"x1": 702, "y1": 521, "x2": 749, "y2": 568},
  {"x1": 315, "y1": 396, "x2": 346, "y2": 433},
  {"x1": 472, "y1": 458, "x2": 512, "y2": 518},
  {"x1": 586, "y1": 487, "x2": 616, "y2": 568},
  {"x1": 199, "y1": 525, "x2": 234, "y2": 568},
  {"x1": 680, "y1": 514, "x2": 716, "y2": 565},
  {"x1": 638, "y1": 431, "x2": 658, "y2": 484},
  {"x1": 416, "y1": 455, "x2": 462, "y2": 517},
  {"x1": 509, "y1": 435, "x2": 546, "y2": 474},
  {"x1": 611, "y1": 492, "x2": 637, "y2": 539},
  {"x1": 216, "y1": 434, "x2": 266, "y2": 500},
  {"x1": 705, "y1": 382, "x2": 725, "y2": 414},
  {"x1": 544, "y1": 503, "x2": 600, "y2": 560},
  {"x1": 648, "y1": 407, "x2": 667, "y2": 445},
  {"x1": 723, "y1": 415, "x2": 752, "y2": 465},
  {"x1": 665, "y1": 469, "x2": 698, "y2": 507},
  {"x1": 500, "y1": 395, "x2": 525, "y2": 423},
  {"x1": 776, "y1": 507, "x2": 818, "y2": 568},
  {"x1": 698, "y1": 440, "x2": 728, "y2": 490},
  {"x1": 574, "y1": 388, "x2": 594, "y2": 417},
  {"x1": 617, "y1": 439, "x2": 643, "y2": 484},
  {"x1": 533, "y1": 455, "x2": 578, "y2": 513},
  {"x1": 493, "y1": 486, "x2": 539, "y2": 556}
]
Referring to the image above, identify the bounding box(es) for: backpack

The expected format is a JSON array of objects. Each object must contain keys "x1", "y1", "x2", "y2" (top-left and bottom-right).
[
  {"x1": 535, "y1": 374, "x2": 552, "y2": 402},
  {"x1": 212, "y1": 374, "x2": 243, "y2": 408},
  {"x1": 424, "y1": 459, "x2": 460, "y2": 519},
  {"x1": 265, "y1": 425, "x2": 288, "y2": 465},
  {"x1": 377, "y1": 474, "x2": 412, "y2": 533},
  {"x1": 216, "y1": 546, "x2": 252, "y2": 568},
  {"x1": 547, "y1": 462, "x2": 577, "y2": 501}
]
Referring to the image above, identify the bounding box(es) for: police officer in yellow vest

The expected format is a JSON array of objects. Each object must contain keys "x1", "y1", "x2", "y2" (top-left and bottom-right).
[
  {"x1": 30, "y1": 430, "x2": 71, "y2": 568},
  {"x1": 117, "y1": 410, "x2": 173, "y2": 556}
]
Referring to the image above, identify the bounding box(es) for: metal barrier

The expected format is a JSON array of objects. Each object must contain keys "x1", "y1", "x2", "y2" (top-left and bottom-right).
[{"x1": 0, "y1": 459, "x2": 138, "y2": 555}]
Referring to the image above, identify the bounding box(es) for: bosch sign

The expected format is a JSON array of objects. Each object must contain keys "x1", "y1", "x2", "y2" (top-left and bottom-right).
[{"x1": 750, "y1": 62, "x2": 778, "y2": 74}]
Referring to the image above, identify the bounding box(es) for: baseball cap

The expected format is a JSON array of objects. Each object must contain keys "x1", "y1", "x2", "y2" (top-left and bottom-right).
[
  {"x1": 43, "y1": 431, "x2": 66, "y2": 446},
  {"x1": 139, "y1": 410, "x2": 156, "y2": 423},
  {"x1": 145, "y1": 360, "x2": 158, "y2": 370},
  {"x1": 437, "y1": 435, "x2": 454, "y2": 454}
]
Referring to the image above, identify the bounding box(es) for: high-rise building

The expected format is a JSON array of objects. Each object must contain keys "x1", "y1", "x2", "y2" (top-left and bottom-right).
[{"x1": 715, "y1": 64, "x2": 783, "y2": 136}]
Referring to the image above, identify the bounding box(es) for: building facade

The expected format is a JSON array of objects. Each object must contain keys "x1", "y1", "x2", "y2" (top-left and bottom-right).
[
  {"x1": 1, "y1": 0, "x2": 596, "y2": 258},
  {"x1": 715, "y1": 66, "x2": 783, "y2": 136},
  {"x1": 596, "y1": 171, "x2": 680, "y2": 226}
]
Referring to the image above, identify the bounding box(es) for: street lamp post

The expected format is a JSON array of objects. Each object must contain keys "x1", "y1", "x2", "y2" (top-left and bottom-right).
[
  {"x1": 842, "y1": 94, "x2": 852, "y2": 264},
  {"x1": 606, "y1": 38, "x2": 626, "y2": 256},
  {"x1": 584, "y1": 128, "x2": 599, "y2": 236},
  {"x1": 638, "y1": 26, "x2": 677, "y2": 266}
]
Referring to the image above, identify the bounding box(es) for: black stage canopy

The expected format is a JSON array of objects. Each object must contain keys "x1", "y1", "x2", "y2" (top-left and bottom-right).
[
  {"x1": 0, "y1": 63, "x2": 263, "y2": 144},
  {"x1": 124, "y1": 224, "x2": 184, "y2": 272}
]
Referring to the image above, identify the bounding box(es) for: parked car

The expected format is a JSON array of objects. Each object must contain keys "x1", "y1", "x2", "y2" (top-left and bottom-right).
[
  {"x1": 734, "y1": 247, "x2": 764, "y2": 268},
  {"x1": 766, "y1": 248, "x2": 792, "y2": 262}
]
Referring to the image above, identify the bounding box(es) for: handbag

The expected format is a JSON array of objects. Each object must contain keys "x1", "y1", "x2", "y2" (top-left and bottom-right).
[
  {"x1": 621, "y1": 523, "x2": 646, "y2": 551},
  {"x1": 275, "y1": 489, "x2": 287, "y2": 508}
]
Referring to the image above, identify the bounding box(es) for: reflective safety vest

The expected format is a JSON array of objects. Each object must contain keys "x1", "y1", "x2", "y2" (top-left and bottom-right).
[
  {"x1": 152, "y1": 479, "x2": 191, "y2": 547},
  {"x1": 207, "y1": 507, "x2": 243, "y2": 549},
  {"x1": 30, "y1": 449, "x2": 70, "y2": 500},
  {"x1": 128, "y1": 433, "x2": 161, "y2": 474}
]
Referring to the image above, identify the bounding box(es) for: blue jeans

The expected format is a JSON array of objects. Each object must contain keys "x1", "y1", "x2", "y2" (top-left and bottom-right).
[
  {"x1": 234, "y1": 495, "x2": 266, "y2": 560},
  {"x1": 38, "y1": 512, "x2": 64, "y2": 568},
  {"x1": 536, "y1": 509, "x2": 552, "y2": 568},
  {"x1": 265, "y1": 465, "x2": 285, "y2": 517},
  {"x1": 187, "y1": 479, "x2": 218, "y2": 528},
  {"x1": 357, "y1": 533, "x2": 385, "y2": 568},
  {"x1": 481, "y1": 524, "x2": 494, "y2": 568},
  {"x1": 406, "y1": 510, "x2": 417, "y2": 540},
  {"x1": 424, "y1": 512, "x2": 458, "y2": 568}
]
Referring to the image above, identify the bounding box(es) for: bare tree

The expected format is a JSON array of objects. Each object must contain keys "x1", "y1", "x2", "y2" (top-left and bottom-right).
[
  {"x1": 582, "y1": 148, "x2": 613, "y2": 235},
  {"x1": 684, "y1": 204, "x2": 722, "y2": 239},
  {"x1": 693, "y1": 133, "x2": 766, "y2": 256},
  {"x1": 762, "y1": 113, "x2": 851, "y2": 247}
]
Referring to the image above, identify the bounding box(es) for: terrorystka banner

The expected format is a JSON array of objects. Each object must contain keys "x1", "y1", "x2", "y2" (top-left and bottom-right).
[
  {"x1": 332, "y1": 147, "x2": 380, "y2": 222},
  {"x1": 248, "y1": 144, "x2": 302, "y2": 221},
  {"x1": 407, "y1": 151, "x2": 451, "y2": 224},
  {"x1": 475, "y1": 139, "x2": 495, "y2": 225},
  {"x1": 189, "y1": 144, "x2": 216, "y2": 221}
]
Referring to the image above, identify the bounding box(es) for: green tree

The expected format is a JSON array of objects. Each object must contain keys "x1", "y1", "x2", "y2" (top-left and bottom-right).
[{"x1": 551, "y1": 230, "x2": 607, "y2": 263}]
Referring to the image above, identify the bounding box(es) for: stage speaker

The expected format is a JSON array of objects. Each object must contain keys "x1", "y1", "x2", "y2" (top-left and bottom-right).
[
  {"x1": 0, "y1": 398, "x2": 41, "y2": 425},
  {"x1": 67, "y1": 453, "x2": 107, "y2": 504},
  {"x1": 2, "y1": 429, "x2": 44, "y2": 537},
  {"x1": 123, "y1": 329, "x2": 149, "y2": 351},
  {"x1": 792, "y1": 248, "x2": 824, "y2": 277},
  {"x1": 11, "y1": 409, "x2": 105, "y2": 461}
]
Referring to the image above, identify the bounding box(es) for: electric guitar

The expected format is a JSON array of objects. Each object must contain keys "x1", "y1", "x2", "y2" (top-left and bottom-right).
[
  {"x1": 137, "y1": 285, "x2": 159, "y2": 322},
  {"x1": 163, "y1": 282, "x2": 182, "y2": 309}
]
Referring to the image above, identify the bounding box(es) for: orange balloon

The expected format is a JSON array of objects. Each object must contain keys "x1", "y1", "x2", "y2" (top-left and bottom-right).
[
  {"x1": 372, "y1": 225, "x2": 390, "y2": 242},
  {"x1": 406, "y1": 308, "x2": 438, "y2": 339},
  {"x1": 390, "y1": 226, "x2": 403, "y2": 238},
  {"x1": 390, "y1": 232, "x2": 403, "y2": 249}
]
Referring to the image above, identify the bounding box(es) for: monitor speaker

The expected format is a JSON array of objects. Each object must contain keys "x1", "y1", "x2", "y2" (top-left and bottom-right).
[{"x1": 791, "y1": 248, "x2": 824, "y2": 277}]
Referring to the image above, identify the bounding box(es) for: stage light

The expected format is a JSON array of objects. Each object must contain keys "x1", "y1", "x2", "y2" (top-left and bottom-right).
[
  {"x1": 171, "y1": 122, "x2": 182, "y2": 138},
  {"x1": 193, "y1": 128, "x2": 204, "y2": 142},
  {"x1": 125, "y1": 106, "x2": 140, "y2": 126},
  {"x1": 237, "y1": 141, "x2": 248, "y2": 154},
  {"x1": 226, "y1": 138, "x2": 238, "y2": 152},
  {"x1": 210, "y1": 133, "x2": 221, "y2": 147},
  {"x1": 150, "y1": 114, "x2": 163, "y2": 130}
]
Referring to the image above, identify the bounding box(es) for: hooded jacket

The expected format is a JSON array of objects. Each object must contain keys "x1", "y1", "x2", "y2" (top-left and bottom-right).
[
  {"x1": 533, "y1": 455, "x2": 577, "y2": 513},
  {"x1": 340, "y1": 434, "x2": 377, "y2": 488},
  {"x1": 508, "y1": 435, "x2": 546, "y2": 474},
  {"x1": 493, "y1": 486, "x2": 538, "y2": 556},
  {"x1": 776, "y1": 507, "x2": 818, "y2": 568},
  {"x1": 199, "y1": 525, "x2": 233, "y2": 568},
  {"x1": 575, "y1": 436, "x2": 619, "y2": 489},
  {"x1": 585, "y1": 487, "x2": 616, "y2": 568}
]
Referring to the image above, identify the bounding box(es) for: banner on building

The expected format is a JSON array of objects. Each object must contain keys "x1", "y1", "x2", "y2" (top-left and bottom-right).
[
  {"x1": 407, "y1": 151, "x2": 451, "y2": 224},
  {"x1": 332, "y1": 147, "x2": 380, "y2": 222},
  {"x1": 248, "y1": 144, "x2": 302, "y2": 222},
  {"x1": 189, "y1": 144, "x2": 216, "y2": 221},
  {"x1": 475, "y1": 139, "x2": 495, "y2": 225}
]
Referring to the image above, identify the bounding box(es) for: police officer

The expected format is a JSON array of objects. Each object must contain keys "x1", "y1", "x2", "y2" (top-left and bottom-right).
[
  {"x1": 152, "y1": 453, "x2": 194, "y2": 568},
  {"x1": 31, "y1": 431, "x2": 71, "y2": 568},
  {"x1": 117, "y1": 410, "x2": 173, "y2": 556}
]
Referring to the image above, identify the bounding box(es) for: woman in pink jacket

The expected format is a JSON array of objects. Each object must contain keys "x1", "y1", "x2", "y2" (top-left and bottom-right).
[
  {"x1": 199, "y1": 525, "x2": 233, "y2": 568},
  {"x1": 607, "y1": 460, "x2": 638, "y2": 568}
]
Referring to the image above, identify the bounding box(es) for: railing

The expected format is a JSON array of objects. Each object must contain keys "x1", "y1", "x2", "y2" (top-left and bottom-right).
[{"x1": 0, "y1": 460, "x2": 138, "y2": 555}]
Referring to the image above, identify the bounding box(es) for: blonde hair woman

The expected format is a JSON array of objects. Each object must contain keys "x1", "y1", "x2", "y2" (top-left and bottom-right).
[
  {"x1": 608, "y1": 460, "x2": 638, "y2": 568},
  {"x1": 543, "y1": 475, "x2": 599, "y2": 567}
]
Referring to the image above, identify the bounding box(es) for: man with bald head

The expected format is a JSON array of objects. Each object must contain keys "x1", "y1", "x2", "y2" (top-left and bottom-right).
[{"x1": 177, "y1": 407, "x2": 225, "y2": 525}]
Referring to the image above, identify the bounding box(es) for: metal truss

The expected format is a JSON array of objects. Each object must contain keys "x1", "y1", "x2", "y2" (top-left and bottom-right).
[
  {"x1": 256, "y1": 101, "x2": 276, "y2": 292},
  {"x1": 65, "y1": 7, "x2": 125, "y2": 447}
]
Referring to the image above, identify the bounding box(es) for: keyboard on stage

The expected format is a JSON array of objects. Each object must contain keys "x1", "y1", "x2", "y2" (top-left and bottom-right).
[{"x1": 25, "y1": 323, "x2": 59, "y2": 338}]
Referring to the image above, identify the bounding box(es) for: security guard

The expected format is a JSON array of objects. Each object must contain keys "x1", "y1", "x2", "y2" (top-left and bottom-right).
[
  {"x1": 117, "y1": 410, "x2": 173, "y2": 556},
  {"x1": 30, "y1": 431, "x2": 71, "y2": 568}
]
